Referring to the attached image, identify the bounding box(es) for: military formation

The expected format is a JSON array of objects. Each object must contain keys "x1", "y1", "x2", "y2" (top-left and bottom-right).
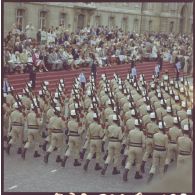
[{"x1": 3, "y1": 70, "x2": 193, "y2": 183}]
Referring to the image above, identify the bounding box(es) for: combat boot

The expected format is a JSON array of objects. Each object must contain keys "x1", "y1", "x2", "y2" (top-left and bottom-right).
[
  {"x1": 134, "y1": 171, "x2": 143, "y2": 179},
  {"x1": 80, "y1": 149, "x2": 86, "y2": 160},
  {"x1": 34, "y1": 151, "x2": 41, "y2": 158},
  {"x1": 94, "y1": 163, "x2": 102, "y2": 171},
  {"x1": 61, "y1": 156, "x2": 68, "y2": 167},
  {"x1": 6, "y1": 144, "x2": 11, "y2": 155},
  {"x1": 83, "y1": 159, "x2": 90, "y2": 171},
  {"x1": 103, "y1": 151, "x2": 108, "y2": 160},
  {"x1": 147, "y1": 173, "x2": 154, "y2": 183},
  {"x1": 42, "y1": 132, "x2": 47, "y2": 138},
  {"x1": 44, "y1": 152, "x2": 50, "y2": 164},
  {"x1": 120, "y1": 144, "x2": 126, "y2": 154},
  {"x1": 42, "y1": 141, "x2": 48, "y2": 151},
  {"x1": 123, "y1": 168, "x2": 129, "y2": 182},
  {"x1": 141, "y1": 161, "x2": 146, "y2": 173},
  {"x1": 112, "y1": 167, "x2": 120, "y2": 175},
  {"x1": 93, "y1": 153, "x2": 96, "y2": 159},
  {"x1": 101, "y1": 164, "x2": 108, "y2": 175},
  {"x1": 21, "y1": 148, "x2": 27, "y2": 160},
  {"x1": 121, "y1": 155, "x2": 127, "y2": 166},
  {"x1": 17, "y1": 147, "x2": 22, "y2": 154},
  {"x1": 56, "y1": 155, "x2": 62, "y2": 163},
  {"x1": 164, "y1": 164, "x2": 168, "y2": 173},
  {"x1": 74, "y1": 159, "x2": 81, "y2": 166}
]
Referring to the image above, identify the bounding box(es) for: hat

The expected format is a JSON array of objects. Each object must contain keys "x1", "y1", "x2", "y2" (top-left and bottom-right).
[
  {"x1": 150, "y1": 112, "x2": 156, "y2": 119},
  {"x1": 93, "y1": 113, "x2": 97, "y2": 119},
  {"x1": 173, "y1": 117, "x2": 180, "y2": 124},
  {"x1": 159, "y1": 121, "x2": 166, "y2": 129},
  {"x1": 175, "y1": 95, "x2": 179, "y2": 101},
  {"x1": 112, "y1": 114, "x2": 117, "y2": 121},
  {"x1": 71, "y1": 110, "x2": 76, "y2": 116},
  {"x1": 3, "y1": 93, "x2": 8, "y2": 97},
  {"x1": 119, "y1": 85, "x2": 122, "y2": 90},
  {"x1": 181, "y1": 101, "x2": 186, "y2": 108},
  {"x1": 44, "y1": 81, "x2": 49, "y2": 85},
  {"x1": 166, "y1": 106, "x2": 172, "y2": 113},
  {"x1": 151, "y1": 83, "x2": 155, "y2": 89},
  {"x1": 147, "y1": 105, "x2": 151, "y2": 112},
  {"x1": 187, "y1": 109, "x2": 192, "y2": 115},
  {"x1": 170, "y1": 80, "x2": 174, "y2": 85},
  {"x1": 55, "y1": 92, "x2": 59, "y2": 98},
  {"x1": 87, "y1": 90, "x2": 91, "y2": 96},
  {"x1": 39, "y1": 90, "x2": 42, "y2": 95},
  {"x1": 13, "y1": 102, "x2": 19, "y2": 109},
  {"x1": 108, "y1": 99, "x2": 112, "y2": 105},
  {"x1": 60, "y1": 79, "x2": 64, "y2": 84},
  {"x1": 75, "y1": 103, "x2": 79, "y2": 109},
  {"x1": 133, "y1": 83, "x2": 137, "y2": 87},
  {"x1": 189, "y1": 85, "x2": 193, "y2": 92},
  {"x1": 135, "y1": 119, "x2": 142, "y2": 126},
  {"x1": 31, "y1": 104, "x2": 34, "y2": 109},
  {"x1": 180, "y1": 88, "x2": 184, "y2": 93},
  {"x1": 131, "y1": 109, "x2": 135, "y2": 116},
  {"x1": 143, "y1": 97, "x2": 149, "y2": 102},
  {"x1": 55, "y1": 107, "x2": 60, "y2": 112},
  {"x1": 129, "y1": 102, "x2": 132, "y2": 108},
  {"x1": 170, "y1": 90, "x2": 173, "y2": 95},
  {"x1": 53, "y1": 98, "x2": 58, "y2": 104},
  {"x1": 157, "y1": 92, "x2": 162, "y2": 98},
  {"x1": 183, "y1": 124, "x2": 189, "y2": 131},
  {"x1": 165, "y1": 86, "x2": 168, "y2": 92}
]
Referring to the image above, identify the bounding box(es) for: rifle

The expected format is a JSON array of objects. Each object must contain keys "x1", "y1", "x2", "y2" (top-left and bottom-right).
[
  {"x1": 74, "y1": 103, "x2": 80, "y2": 123},
  {"x1": 161, "y1": 113, "x2": 166, "y2": 133},
  {"x1": 176, "y1": 110, "x2": 181, "y2": 128},
  {"x1": 169, "y1": 98, "x2": 173, "y2": 115},
  {"x1": 188, "y1": 116, "x2": 191, "y2": 132}
]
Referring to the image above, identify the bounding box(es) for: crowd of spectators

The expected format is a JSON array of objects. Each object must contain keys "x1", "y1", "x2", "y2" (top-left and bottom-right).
[{"x1": 3, "y1": 23, "x2": 193, "y2": 74}]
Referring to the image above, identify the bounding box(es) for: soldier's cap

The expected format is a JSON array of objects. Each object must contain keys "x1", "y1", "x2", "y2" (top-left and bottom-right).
[
  {"x1": 189, "y1": 85, "x2": 193, "y2": 92},
  {"x1": 129, "y1": 102, "x2": 133, "y2": 109},
  {"x1": 131, "y1": 109, "x2": 136, "y2": 116},
  {"x1": 135, "y1": 119, "x2": 142, "y2": 126},
  {"x1": 150, "y1": 112, "x2": 156, "y2": 119},
  {"x1": 180, "y1": 77, "x2": 184, "y2": 82},
  {"x1": 39, "y1": 90, "x2": 43, "y2": 95},
  {"x1": 108, "y1": 99, "x2": 112, "y2": 105},
  {"x1": 18, "y1": 95, "x2": 22, "y2": 99},
  {"x1": 160, "y1": 82, "x2": 164, "y2": 87},
  {"x1": 71, "y1": 110, "x2": 76, "y2": 116},
  {"x1": 31, "y1": 104, "x2": 35, "y2": 109},
  {"x1": 187, "y1": 109, "x2": 192, "y2": 115},
  {"x1": 175, "y1": 83, "x2": 179, "y2": 89},
  {"x1": 181, "y1": 101, "x2": 186, "y2": 108},
  {"x1": 170, "y1": 89, "x2": 173, "y2": 95},
  {"x1": 87, "y1": 90, "x2": 91, "y2": 96},
  {"x1": 183, "y1": 124, "x2": 189, "y2": 131},
  {"x1": 112, "y1": 114, "x2": 118, "y2": 121},
  {"x1": 3, "y1": 93, "x2": 8, "y2": 98},
  {"x1": 152, "y1": 75, "x2": 155, "y2": 79},
  {"x1": 143, "y1": 96, "x2": 149, "y2": 102},
  {"x1": 180, "y1": 87, "x2": 184, "y2": 93},
  {"x1": 173, "y1": 117, "x2": 180, "y2": 124},
  {"x1": 119, "y1": 85, "x2": 122, "y2": 90},
  {"x1": 44, "y1": 81, "x2": 49, "y2": 86},
  {"x1": 43, "y1": 85, "x2": 47, "y2": 90},
  {"x1": 166, "y1": 106, "x2": 172, "y2": 113},
  {"x1": 174, "y1": 95, "x2": 179, "y2": 101},
  {"x1": 53, "y1": 98, "x2": 58, "y2": 104},
  {"x1": 147, "y1": 105, "x2": 151, "y2": 112},
  {"x1": 93, "y1": 113, "x2": 97, "y2": 119},
  {"x1": 157, "y1": 92, "x2": 162, "y2": 98},
  {"x1": 13, "y1": 102, "x2": 19, "y2": 109},
  {"x1": 170, "y1": 80, "x2": 174, "y2": 85},
  {"x1": 58, "y1": 87, "x2": 62, "y2": 92},
  {"x1": 60, "y1": 83, "x2": 64, "y2": 87},
  {"x1": 165, "y1": 86, "x2": 168, "y2": 91},
  {"x1": 55, "y1": 92, "x2": 59, "y2": 98},
  {"x1": 158, "y1": 121, "x2": 166, "y2": 129},
  {"x1": 133, "y1": 83, "x2": 137, "y2": 87},
  {"x1": 55, "y1": 107, "x2": 61, "y2": 112},
  {"x1": 150, "y1": 83, "x2": 155, "y2": 89},
  {"x1": 75, "y1": 103, "x2": 79, "y2": 109},
  {"x1": 60, "y1": 79, "x2": 64, "y2": 84}
]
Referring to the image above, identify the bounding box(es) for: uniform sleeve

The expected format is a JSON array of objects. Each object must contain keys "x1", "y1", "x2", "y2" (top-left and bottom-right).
[{"x1": 118, "y1": 128, "x2": 123, "y2": 141}]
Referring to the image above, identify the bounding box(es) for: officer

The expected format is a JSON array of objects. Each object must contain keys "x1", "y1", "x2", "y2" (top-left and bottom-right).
[
  {"x1": 21, "y1": 104, "x2": 42, "y2": 159},
  {"x1": 164, "y1": 117, "x2": 182, "y2": 172},
  {"x1": 180, "y1": 109, "x2": 193, "y2": 130},
  {"x1": 6, "y1": 102, "x2": 25, "y2": 155},
  {"x1": 141, "y1": 112, "x2": 159, "y2": 173},
  {"x1": 61, "y1": 110, "x2": 83, "y2": 167},
  {"x1": 44, "y1": 107, "x2": 66, "y2": 164},
  {"x1": 101, "y1": 114, "x2": 123, "y2": 175},
  {"x1": 177, "y1": 124, "x2": 192, "y2": 169},
  {"x1": 147, "y1": 121, "x2": 168, "y2": 183},
  {"x1": 163, "y1": 106, "x2": 174, "y2": 129},
  {"x1": 83, "y1": 113, "x2": 104, "y2": 171},
  {"x1": 123, "y1": 119, "x2": 145, "y2": 182}
]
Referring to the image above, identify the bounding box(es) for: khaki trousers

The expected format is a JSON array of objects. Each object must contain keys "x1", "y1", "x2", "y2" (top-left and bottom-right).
[
  {"x1": 9, "y1": 126, "x2": 24, "y2": 147},
  {"x1": 143, "y1": 138, "x2": 153, "y2": 161}
]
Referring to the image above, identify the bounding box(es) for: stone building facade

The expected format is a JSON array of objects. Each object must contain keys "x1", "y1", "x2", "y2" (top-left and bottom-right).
[{"x1": 4, "y1": 2, "x2": 193, "y2": 38}]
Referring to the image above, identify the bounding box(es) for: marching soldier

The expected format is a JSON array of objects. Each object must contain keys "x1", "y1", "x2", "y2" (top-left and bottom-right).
[
  {"x1": 44, "y1": 107, "x2": 66, "y2": 164},
  {"x1": 141, "y1": 112, "x2": 159, "y2": 173},
  {"x1": 22, "y1": 104, "x2": 42, "y2": 159},
  {"x1": 101, "y1": 114, "x2": 123, "y2": 176},
  {"x1": 61, "y1": 110, "x2": 83, "y2": 167},
  {"x1": 6, "y1": 102, "x2": 25, "y2": 155},
  {"x1": 164, "y1": 117, "x2": 182, "y2": 172},
  {"x1": 83, "y1": 113, "x2": 104, "y2": 171},
  {"x1": 147, "y1": 121, "x2": 168, "y2": 183},
  {"x1": 123, "y1": 119, "x2": 145, "y2": 181},
  {"x1": 177, "y1": 124, "x2": 192, "y2": 169}
]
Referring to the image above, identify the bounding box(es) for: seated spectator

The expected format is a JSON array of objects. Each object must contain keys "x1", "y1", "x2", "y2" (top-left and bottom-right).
[
  {"x1": 48, "y1": 48, "x2": 63, "y2": 70},
  {"x1": 58, "y1": 48, "x2": 68, "y2": 70}
]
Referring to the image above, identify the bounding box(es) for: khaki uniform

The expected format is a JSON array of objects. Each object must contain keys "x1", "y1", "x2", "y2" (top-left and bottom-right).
[
  {"x1": 3, "y1": 103, "x2": 12, "y2": 138},
  {"x1": 123, "y1": 102, "x2": 130, "y2": 113},
  {"x1": 105, "y1": 123, "x2": 123, "y2": 166},
  {"x1": 124, "y1": 110, "x2": 132, "y2": 124},
  {"x1": 150, "y1": 96, "x2": 159, "y2": 104},
  {"x1": 138, "y1": 104, "x2": 147, "y2": 116},
  {"x1": 6, "y1": 93, "x2": 15, "y2": 106},
  {"x1": 142, "y1": 114, "x2": 151, "y2": 127},
  {"x1": 156, "y1": 108, "x2": 167, "y2": 120},
  {"x1": 125, "y1": 128, "x2": 145, "y2": 172},
  {"x1": 177, "y1": 109, "x2": 187, "y2": 121},
  {"x1": 65, "y1": 118, "x2": 83, "y2": 159},
  {"x1": 86, "y1": 122, "x2": 104, "y2": 163},
  {"x1": 45, "y1": 108, "x2": 55, "y2": 143},
  {"x1": 84, "y1": 97, "x2": 91, "y2": 111},
  {"x1": 154, "y1": 101, "x2": 161, "y2": 109},
  {"x1": 165, "y1": 126, "x2": 182, "y2": 165},
  {"x1": 163, "y1": 115, "x2": 174, "y2": 129},
  {"x1": 24, "y1": 111, "x2": 42, "y2": 151},
  {"x1": 143, "y1": 122, "x2": 159, "y2": 161},
  {"x1": 9, "y1": 109, "x2": 25, "y2": 148},
  {"x1": 104, "y1": 107, "x2": 114, "y2": 124},
  {"x1": 149, "y1": 131, "x2": 168, "y2": 178},
  {"x1": 180, "y1": 118, "x2": 193, "y2": 130},
  {"x1": 177, "y1": 135, "x2": 192, "y2": 169},
  {"x1": 21, "y1": 95, "x2": 31, "y2": 114},
  {"x1": 47, "y1": 115, "x2": 65, "y2": 156}
]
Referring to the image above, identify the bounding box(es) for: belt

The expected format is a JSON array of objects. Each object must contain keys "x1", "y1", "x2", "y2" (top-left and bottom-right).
[
  {"x1": 170, "y1": 141, "x2": 177, "y2": 144},
  {"x1": 69, "y1": 131, "x2": 79, "y2": 136},
  {"x1": 52, "y1": 129, "x2": 63, "y2": 133},
  {"x1": 109, "y1": 137, "x2": 121, "y2": 142},
  {"x1": 12, "y1": 122, "x2": 22, "y2": 126},
  {"x1": 129, "y1": 142, "x2": 142, "y2": 147},
  {"x1": 154, "y1": 144, "x2": 166, "y2": 151},
  {"x1": 28, "y1": 125, "x2": 39, "y2": 129},
  {"x1": 147, "y1": 135, "x2": 153, "y2": 138},
  {"x1": 179, "y1": 151, "x2": 191, "y2": 156},
  {"x1": 91, "y1": 136, "x2": 101, "y2": 140}
]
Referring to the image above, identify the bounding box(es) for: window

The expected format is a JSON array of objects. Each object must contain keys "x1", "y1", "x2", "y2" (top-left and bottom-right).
[
  {"x1": 169, "y1": 21, "x2": 174, "y2": 32},
  {"x1": 95, "y1": 15, "x2": 101, "y2": 27},
  {"x1": 162, "y1": 3, "x2": 169, "y2": 11},
  {"x1": 149, "y1": 20, "x2": 152, "y2": 32},
  {"x1": 16, "y1": 9, "x2": 25, "y2": 31},
  {"x1": 40, "y1": 11, "x2": 47, "y2": 30},
  {"x1": 108, "y1": 16, "x2": 115, "y2": 29},
  {"x1": 59, "y1": 13, "x2": 66, "y2": 27},
  {"x1": 121, "y1": 17, "x2": 128, "y2": 32},
  {"x1": 133, "y1": 18, "x2": 139, "y2": 32}
]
